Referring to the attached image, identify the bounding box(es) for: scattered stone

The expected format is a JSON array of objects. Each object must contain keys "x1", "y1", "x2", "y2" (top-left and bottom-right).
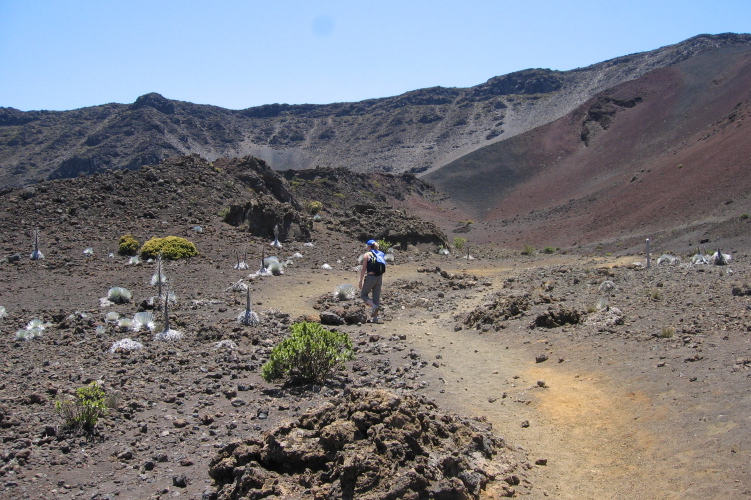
[{"x1": 173, "y1": 474, "x2": 188, "y2": 488}]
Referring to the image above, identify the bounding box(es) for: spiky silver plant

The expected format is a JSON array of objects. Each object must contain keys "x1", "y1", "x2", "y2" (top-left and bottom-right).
[
  {"x1": 225, "y1": 280, "x2": 248, "y2": 292},
  {"x1": 83, "y1": 247, "x2": 94, "y2": 256},
  {"x1": 333, "y1": 284, "x2": 357, "y2": 301},
  {"x1": 16, "y1": 318, "x2": 49, "y2": 341},
  {"x1": 107, "y1": 287, "x2": 132, "y2": 304},
  {"x1": 16, "y1": 328, "x2": 43, "y2": 341},
  {"x1": 132, "y1": 312, "x2": 155, "y2": 332},
  {"x1": 30, "y1": 228, "x2": 44, "y2": 261},
  {"x1": 214, "y1": 339, "x2": 237, "y2": 349},
  {"x1": 108, "y1": 338, "x2": 144, "y2": 353},
  {"x1": 263, "y1": 255, "x2": 279, "y2": 268},
  {"x1": 117, "y1": 318, "x2": 133, "y2": 330},
  {"x1": 237, "y1": 288, "x2": 260, "y2": 326},
  {"x1": 151, "y1": 254, "x2": 166, "y2": 297},
  {"x1": 267, "y1": 261, "x2": 284, "y2": 276},
  {"x1": 258, "y1": 248, "x2": 267, "y2": 274},
  {"x1": 155, "y1": 288, "x2": 182, "y2": 341},
  {"x1": 234, "y1": 246, "x2": 249, "y2": 270},
  {"x1": 270, "y1": 224, "x2": 282, "y2": 248},
  {"x1": 0, "y1": 305, "x2": 6, "y2": 318}
]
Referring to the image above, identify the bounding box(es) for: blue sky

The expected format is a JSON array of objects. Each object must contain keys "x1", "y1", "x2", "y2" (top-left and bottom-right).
[{"x1": 1, "y1": 0, "x2": 750, "y2": 111}]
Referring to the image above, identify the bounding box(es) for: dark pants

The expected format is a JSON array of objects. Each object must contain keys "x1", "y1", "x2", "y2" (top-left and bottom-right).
[{"x1": 360, "y1": 274, "x2": 382, "y2": 307}]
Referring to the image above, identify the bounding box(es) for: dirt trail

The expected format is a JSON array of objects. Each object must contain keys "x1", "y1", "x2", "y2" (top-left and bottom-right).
[{"x1": 259, "y1": 259, "x2": 702, "y2": 499}]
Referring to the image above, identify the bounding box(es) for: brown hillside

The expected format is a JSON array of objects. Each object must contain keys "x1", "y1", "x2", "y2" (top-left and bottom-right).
[
  {"x1": 424, "y1": 43, "x2": 751, "y2": 254},
  {"x1": 2, "y1": 34, "x2": 750, "y2": 190}
]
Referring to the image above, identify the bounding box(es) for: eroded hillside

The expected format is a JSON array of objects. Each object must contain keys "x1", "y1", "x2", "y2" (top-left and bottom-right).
[
  {"x1": 423, "y1": 41, "x2": 751, "y2": 254},
  {"x1": 1, "y1": 34, "x2": 749, "y2": 189}
]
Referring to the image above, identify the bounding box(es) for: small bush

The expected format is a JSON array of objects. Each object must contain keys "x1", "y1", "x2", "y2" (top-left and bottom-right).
[
  {"x1": 542, "y1": 246, "x2": 557, "y2": 254},
  {"x1": 650, "y1": 288, "x2": 662, "y2": 301},
  {"x1": 261, "y1": 322, "x2": 354, "y2": 384},
  {"x1": 660, "y1": 326, "x2": 676, "y2": 338},
  {"x1": 54, "y1": 381, "x2": 108, "y2": 432},
  {"x1": 377, "y1": 239, "x2": 393, "y2": 251},
  {"x1": 741, "y1": 213, "x2": 750, "y2": 220},
  {"x1": 304, "y1": 201, "x2": 323, "y2": 215},
  {"x1": 117, "y1": 234, "x2": 140, "y2": 256},
  {"x1": 521, "y1": 245, "x2": 535, "y2": 256},
  {"x1": 453, "y1": 237, "x2": 466, "y2": 251},
  {"x1": 140, "y1": 236, "x2": 198, "y2": 260}
]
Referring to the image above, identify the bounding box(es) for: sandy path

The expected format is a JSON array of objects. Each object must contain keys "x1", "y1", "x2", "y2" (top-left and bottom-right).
[{"x1": 259, "y1": 259, "x2": 739, "y2": 499}]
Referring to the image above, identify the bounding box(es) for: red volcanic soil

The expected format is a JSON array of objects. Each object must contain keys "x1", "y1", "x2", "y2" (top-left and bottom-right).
[{"x1": 422, "y1": 44, "x2": 751, "y2": 255}]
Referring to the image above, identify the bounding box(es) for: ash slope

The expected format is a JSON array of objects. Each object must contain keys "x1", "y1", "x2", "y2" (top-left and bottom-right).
[
  {"x1": 1, "y1": 34, "x2": 749, "y2": 189},
  {"x1": 424, "y1": 41, "x2": 751, "y2": 254}
]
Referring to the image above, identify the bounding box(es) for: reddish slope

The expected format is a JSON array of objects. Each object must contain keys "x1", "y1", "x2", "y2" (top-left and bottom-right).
[{"x1": 424, "y1": 44, "x2": 751, "y2": 253}]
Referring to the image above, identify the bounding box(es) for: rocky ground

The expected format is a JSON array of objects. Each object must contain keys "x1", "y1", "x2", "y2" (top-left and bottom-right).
[{"x1": 1, "y1": 156, "x2": 751, "y2": 499}]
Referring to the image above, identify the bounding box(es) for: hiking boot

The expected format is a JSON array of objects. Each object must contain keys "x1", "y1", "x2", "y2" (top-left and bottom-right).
[{"x1": 371, "y1": 305, "x2": 382, "y2": 317}]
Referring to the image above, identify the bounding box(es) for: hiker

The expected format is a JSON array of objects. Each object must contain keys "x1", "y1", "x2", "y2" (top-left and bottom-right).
[{"x1": 359, "y1": 239, "x2": 387, "y2": 323}]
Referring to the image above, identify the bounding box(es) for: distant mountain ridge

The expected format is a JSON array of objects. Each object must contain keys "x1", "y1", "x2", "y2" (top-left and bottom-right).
[
  {"x1": 422, "y1": 37, "x2": 751, "y2": 251},
  {"x1": 1, "y1": 33, "x2": 750, "y2": 189}
]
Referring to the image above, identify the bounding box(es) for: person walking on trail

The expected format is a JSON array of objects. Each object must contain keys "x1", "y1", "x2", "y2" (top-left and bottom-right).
[{"x1": 359, "y1": 239, "x2": 387, "y2": 323}]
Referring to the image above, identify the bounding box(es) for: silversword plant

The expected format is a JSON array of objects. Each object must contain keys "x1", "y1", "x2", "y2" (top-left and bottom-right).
[{"x1": 30, "y1": 228, "x2": 44, "y2": 261}]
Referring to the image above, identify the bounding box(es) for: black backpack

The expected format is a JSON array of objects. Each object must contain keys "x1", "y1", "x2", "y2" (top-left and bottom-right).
[{"x1": 367, "y1": 250, "x2": 387, "y2": 275}]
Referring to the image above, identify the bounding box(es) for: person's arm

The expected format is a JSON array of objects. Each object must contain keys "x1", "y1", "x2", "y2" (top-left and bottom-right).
[{"x1": 359, "y1": 253, "x2": 369, "y2": 288}]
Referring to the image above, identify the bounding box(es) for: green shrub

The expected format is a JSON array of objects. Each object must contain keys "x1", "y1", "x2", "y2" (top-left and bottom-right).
[
  {"x1": 140, "y1": 236, "x2": 198, "y2": 260},
  {"x1": 542, "y1": 246, "x2": 557, "y2": 254},
  {"x1": 117, "y1": 234, "x2": 140, "y2": 256},
  {"x1": 304, "y1": 201, "x2": 323, "y2": 215},
  {"x1": 377, "y1": 239, "x2": 393, "y2": 251},
  {"x1": 660, "y1": 326, "x2": 675, "y2": 338},
  {"x1": 54, "y1": 381, "x2": 108, "y2": 432},
  {"x1": 741, "y1": 213, "x2": 749, "y2": 220},
  {"x1": 453, "y1": 237, "x2": 467, "y2": 251},
  {"x1": 261, "y1": 322, "x2": 354, "y2": 384},
  {"x1": 521, "y1": 245, "x2": 535, "y2": 256}
]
